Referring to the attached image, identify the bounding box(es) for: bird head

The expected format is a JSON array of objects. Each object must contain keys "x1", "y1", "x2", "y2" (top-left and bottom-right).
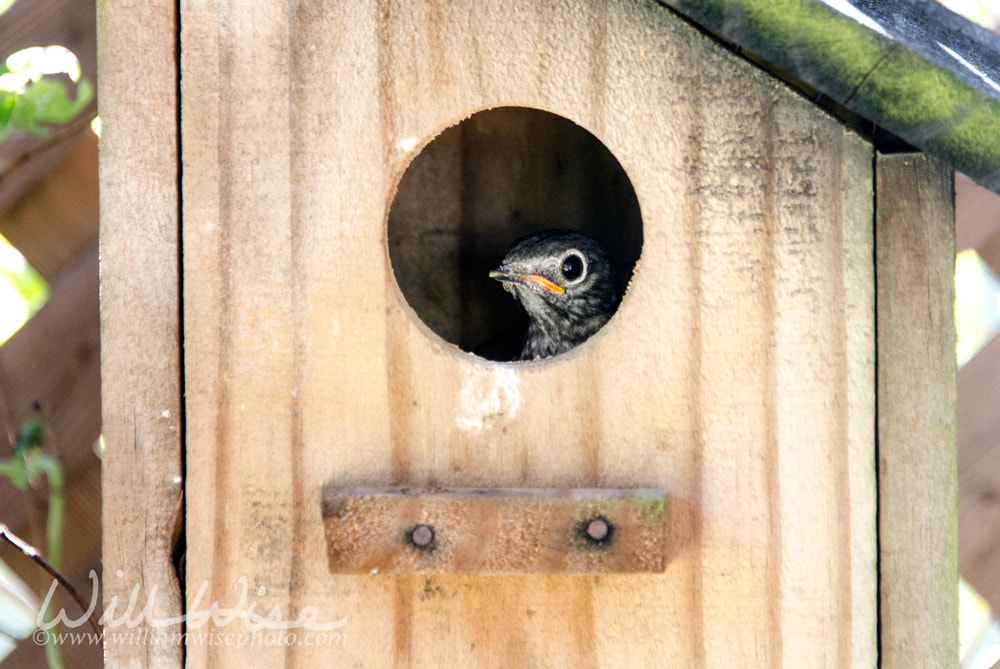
[{"x1": 489, "y1": 229, "x2": 620, "y2": 360}]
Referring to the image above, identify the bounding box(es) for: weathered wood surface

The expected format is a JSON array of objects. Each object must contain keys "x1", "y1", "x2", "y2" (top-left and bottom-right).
[
  {"x1": 181, "y1": 1, "x2": 876, "y2": 666},
  {"x1": 98, "y1": 0, "x2": 183, "y2": 667},
  {"x1": 322, "y1": 487, "x2": 668, "y2": 574},
  {"x1": 876, "y1": 153, "x2": 957, "y2": 668}
]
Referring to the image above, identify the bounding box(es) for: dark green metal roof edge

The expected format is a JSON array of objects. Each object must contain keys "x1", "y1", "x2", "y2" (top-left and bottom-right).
[{"x1": 656, "y1": 0, "x2": 1000, "y2": 194}]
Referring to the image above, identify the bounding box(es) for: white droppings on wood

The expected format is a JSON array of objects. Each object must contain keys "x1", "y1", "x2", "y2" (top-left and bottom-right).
[
  {"x1": 454, "y1": 365, "x2": 521, "y2": 433},
  {"x1": 395, "y1": 136, "x2": 419, "y2": 153}
]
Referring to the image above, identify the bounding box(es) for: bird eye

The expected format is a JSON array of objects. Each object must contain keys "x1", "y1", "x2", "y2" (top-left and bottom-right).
[{"x1": 561, "y1": 252, "x2": 586, "y2": 283}]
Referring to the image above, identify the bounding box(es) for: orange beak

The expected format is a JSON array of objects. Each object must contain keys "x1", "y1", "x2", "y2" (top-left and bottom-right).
[{"x1": 489, "y1": 269, "x2": 564, "y2": 294}]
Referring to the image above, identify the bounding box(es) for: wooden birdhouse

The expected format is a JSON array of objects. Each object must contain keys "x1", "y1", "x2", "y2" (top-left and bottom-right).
[{"x1": 100, "y1": 1, "x2": 958, "y2": 666}]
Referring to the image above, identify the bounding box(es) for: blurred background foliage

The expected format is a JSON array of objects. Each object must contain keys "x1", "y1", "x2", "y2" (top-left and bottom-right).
[
  {"x1": 0, "y1": 34, "x2": 92, "y2": 345},
  {"x1": 1, "y1": 1, "x2": 92, "y2": 663},
  {"x1": 0, "y1": 45, "x2": 92, "y2": 143}
]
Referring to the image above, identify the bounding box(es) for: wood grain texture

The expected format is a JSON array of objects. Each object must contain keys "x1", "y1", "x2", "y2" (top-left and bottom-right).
[
  {"x1": 876, "y1": 153, "x2": 958, "y2": 668},
  {"x1": 322, "y1": 487, "x2": 668, "y2": 574},
  {"x1": 181, "y1": 0, "x2": 876, "y2": 665},
  {"x1": 98, "y1": 1, "x2": 183, "y2": 667}
]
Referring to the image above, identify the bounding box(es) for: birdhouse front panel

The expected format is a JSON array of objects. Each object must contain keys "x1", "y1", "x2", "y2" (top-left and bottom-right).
[{"x1": 180, "y1": 0, "x2": 876, "y2": 666}]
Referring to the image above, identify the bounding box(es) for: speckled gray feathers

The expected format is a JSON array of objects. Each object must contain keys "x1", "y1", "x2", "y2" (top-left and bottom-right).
[{"x1": 489, "y1": 229, "x2": 620, "y2": 361}]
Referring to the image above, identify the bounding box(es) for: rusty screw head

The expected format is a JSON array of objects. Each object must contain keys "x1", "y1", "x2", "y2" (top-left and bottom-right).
[
  {"x1": 586, "y1": 518, "x2": 609, "y2": 541},
  {"x1": 580, "y1": 515, "x2": 613, "y2": 547},
  {"x1": 409, "y1": 523, "x2": 435, "y2": 549}
]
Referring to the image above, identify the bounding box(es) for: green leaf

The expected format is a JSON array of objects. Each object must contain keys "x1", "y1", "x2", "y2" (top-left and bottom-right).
[
  {"x1": 0, "y1": 455, "x2": 30, "y2": 488},
  {"x1": 3, "y1": 262, "x2": 48, "y2": 312},
  {"x1": 14, "y1": 417, "x2": 43, "y2": 457},
  {"x1": 0, "y1": 75, "x2": 93, "y2": 141},
  {"x1": 0, "y1": 91, "x2": 16, "y2": 141}
]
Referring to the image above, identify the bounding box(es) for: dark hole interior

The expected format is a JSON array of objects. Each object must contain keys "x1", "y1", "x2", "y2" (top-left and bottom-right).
[{"x1": 387, "y1": 106, "x2": 643, "y2": 361}]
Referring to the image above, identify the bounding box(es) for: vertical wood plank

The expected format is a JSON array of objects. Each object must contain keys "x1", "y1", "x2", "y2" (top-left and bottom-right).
[
  {"x1": 876, "y1": 153, "x2": 957, "y2": 667},
  {"x1": 98, "y1": 1, "x2": 183, "y2": 667},
  {"x1": 181, "y1": 2, "x2": 298, "y2": 667}
]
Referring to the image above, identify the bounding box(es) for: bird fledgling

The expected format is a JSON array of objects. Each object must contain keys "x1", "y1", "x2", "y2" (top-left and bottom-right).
[{"x1": 489, "y1": 229, "x2": 620, "y2": 361}]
